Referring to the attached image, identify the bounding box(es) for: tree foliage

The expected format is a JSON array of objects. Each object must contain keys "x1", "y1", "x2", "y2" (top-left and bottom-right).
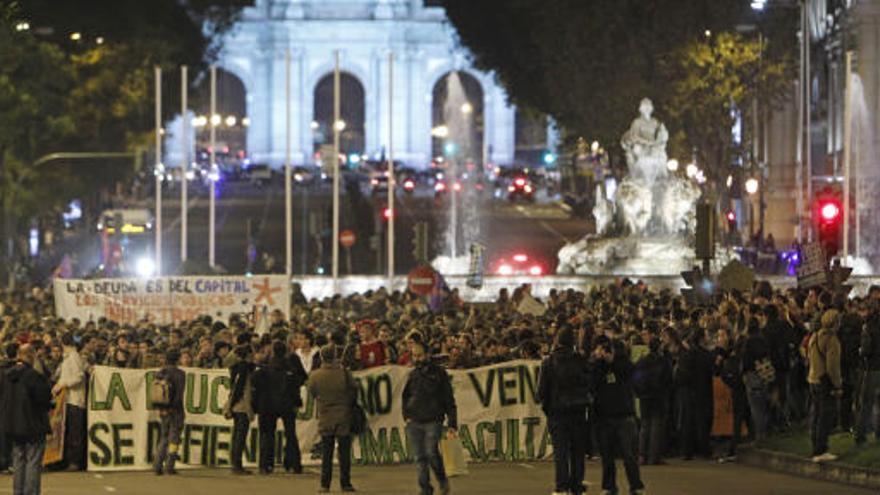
[
  {"x1": 665, "y1": 32, "x2": 794, "y2": 180},
  {"x1": 443, "y1": 0, "x2": 796, "y2": 163}
]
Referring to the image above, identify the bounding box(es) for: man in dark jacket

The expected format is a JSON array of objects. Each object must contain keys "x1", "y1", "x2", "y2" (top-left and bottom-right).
[
  {"x1": 402, "y1": 330, "x2": 457, "y2": 495},
  {"x1": 740, "y1": 317, "x2": 772, "y2": 441},
  {"x1": 537, "y1": 327, "x2": 592, "y2": 495},
  {"x1": 592, "y1": 336, "x2": 645, "y2": 495},
  {"x1": 253, "y1": 340, "x2": 307, "y2": 474},
  {"x1": 227, "y1": 345, "x2": 256, "y2": 474},
  {"x1": 856, "y1": 309, "x2": 880, "y2": 445},
  {"x1": 676, "y1": 330, "x2": 714, "y2": 459},
  {"x1": 0, "y1": 342, "x2": 19, "y2": 474},
  {"x1": 0, "y1": 344, "x2": 52, "y2": 495},
  {"x1": 633, "y1": 337, "x2": 672, "y2": 465},
  {"x1": 153, "y1": 348, "x2": 186, "y2": 475}
]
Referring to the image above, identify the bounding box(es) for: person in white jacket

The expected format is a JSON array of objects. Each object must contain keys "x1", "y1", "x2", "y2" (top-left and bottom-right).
[{"x1": 52, "y1": 334, "x2": 87, "y2": 471}]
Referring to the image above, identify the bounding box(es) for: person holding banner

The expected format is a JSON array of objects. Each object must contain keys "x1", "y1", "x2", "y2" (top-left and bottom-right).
[
  {"x1": 0, "y1": 344, "x2": 53, "y2": 495},
  {"x1": 153, "y1": 349, "x2": 186, "y2": 476},
  {"x1": 537, "y1": 327, "x2": 592, "y2": 495},
  {"x1": 54, "y1": 334, "x2": 86, "y2": 471},
  {"x1": 402, "y1": 330, "x2": 457, "y2": 495},
  {"x1": 307, "y1": 344, "x2": 358, "y2": 493}
]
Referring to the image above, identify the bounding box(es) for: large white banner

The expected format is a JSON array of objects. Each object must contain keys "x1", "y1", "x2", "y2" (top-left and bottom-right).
[
  {"x1": 54, "y1": 276, "x2": 290, "y2": 325},
  {"x1": 86, "y1": 360, "x2": 551, "y2": 471}
]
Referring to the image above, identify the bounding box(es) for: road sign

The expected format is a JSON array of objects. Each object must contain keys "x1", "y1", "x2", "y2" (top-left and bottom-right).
[
  {"x1": 340, "y1": 229, "x2": 356, "y2": 248},
  {"x1": 408, "y1": 265, "x2": 437, "y2": 296}
]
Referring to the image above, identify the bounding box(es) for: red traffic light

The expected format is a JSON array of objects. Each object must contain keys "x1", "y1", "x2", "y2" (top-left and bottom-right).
[
  {"x1": 382, "y1": 207, "x2": 393, "y2": 220},
  {"x1": 725, "y1": 210, "x2": 736, "y2": 223},
  {"x1": 819, "y1": 200, "x2": 841, "y2": 223}
]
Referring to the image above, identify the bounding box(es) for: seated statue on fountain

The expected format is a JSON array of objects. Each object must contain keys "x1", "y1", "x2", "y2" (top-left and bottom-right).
[{"x1": 558, "y1": 98, "x2": 705, "y2": 275}]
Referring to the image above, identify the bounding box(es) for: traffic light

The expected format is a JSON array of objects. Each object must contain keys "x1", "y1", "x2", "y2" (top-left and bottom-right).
[
  {"x1": 725, "y1": 209, "x2": 737, "y2": 232},
  {"x1": 412, "y1": 221, "x2": 428, "y2": 261},
  {"x1": 816, "y1": 187, "x2": 842, "y2": 258}
]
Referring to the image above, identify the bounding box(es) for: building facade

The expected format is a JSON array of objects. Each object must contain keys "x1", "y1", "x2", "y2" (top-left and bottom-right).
[{"x1": 217, "y1": 0, "x2": 520, "y2": 168}]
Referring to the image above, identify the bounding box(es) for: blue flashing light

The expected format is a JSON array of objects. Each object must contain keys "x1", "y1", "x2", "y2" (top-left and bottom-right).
[{"x1": 543, "y1": 151, "x2": 557, "y2": 165}]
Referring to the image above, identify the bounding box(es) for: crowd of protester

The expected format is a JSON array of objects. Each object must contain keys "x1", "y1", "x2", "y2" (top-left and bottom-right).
[{"x1": 2, "y1": 279, "x2": 880, "y2": 493}]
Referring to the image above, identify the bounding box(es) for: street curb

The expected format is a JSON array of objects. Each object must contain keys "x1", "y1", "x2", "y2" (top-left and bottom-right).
[{"x1": 738, "y1": 447, "x2": 880, "y2": 490}]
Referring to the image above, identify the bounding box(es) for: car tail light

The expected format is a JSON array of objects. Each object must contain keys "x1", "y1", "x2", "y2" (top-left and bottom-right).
[
  {"x1": 371, "y1": 178, "x2": 379, "y2": 186},
  {"x1": 529, "y1": 265, "x2": 543, "y2": 276},
  {"x1": 404, "y1": 179, "x2": 415, "y2": 190},
  {"x1": 497, "y1": 264, "x2": 513, "y2": 275},
  {"x1": 513, "y1": 253, "x2": 528, "y2": 262},
  {"x1": 514, "y1": 178, "x2": 526, "y2": 187},
  {"x1": 508, "y1": 186, "x2": 515, "y2": 192},
  {"x1": 453, "y1": 182, "x2": 462, "y2": 192},
  {"x1": 524, "y1": 185, "x2": 533, "y2": 193},
  {"x1": 435, "y1": 182, "x2": 446, "y2": 192}
]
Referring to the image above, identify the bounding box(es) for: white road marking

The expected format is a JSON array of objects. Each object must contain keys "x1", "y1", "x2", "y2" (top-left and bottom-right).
[
  {"x1": 104, "y1": 486, "x2": 117, "y2": 492},
  {"x1": 517, "y1": 463, "x2": 535, "y2": 469}
]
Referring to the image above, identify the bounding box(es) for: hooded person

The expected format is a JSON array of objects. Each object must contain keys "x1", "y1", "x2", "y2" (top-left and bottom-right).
[{"x1": 807, "y1": 309, "x2": 843, "y2": 463}]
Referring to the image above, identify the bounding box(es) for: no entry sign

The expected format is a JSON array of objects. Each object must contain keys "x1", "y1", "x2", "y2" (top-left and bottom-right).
[
  {"x1": 340, "y1": 229, "x2": 356, "y2": 248},
  {"x1": 407, "y1": 265, "x2": 437, "y2": 295}
]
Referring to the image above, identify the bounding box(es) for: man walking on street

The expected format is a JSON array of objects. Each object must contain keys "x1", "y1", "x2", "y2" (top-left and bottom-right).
[
  {"x1": 308, "y1": 344, "x2": 357, "y2": 493},
  {"x1": 153, "y1": 349, "x2": 186, "y2": 475},
  {"x1": 53, "y1": 334, "x2": 86, "y2": 471},
  {"x1": 0, "y1": 344, "x2": 53, "y2": 495},
  {"x1": 402, "y1": 330, "x2": 457, "y2": 495},
  {"x1": 227, "y1": 344, "x2": 256, "y2": 474},
  {"x1": 537, "y1": 327, "x2": 593, "y2": 495}
]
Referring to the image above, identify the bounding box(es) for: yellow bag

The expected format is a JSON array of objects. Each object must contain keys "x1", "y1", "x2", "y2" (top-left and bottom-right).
[{"x1": 439, "y1": 436, "x2": 469, "y2": 477}]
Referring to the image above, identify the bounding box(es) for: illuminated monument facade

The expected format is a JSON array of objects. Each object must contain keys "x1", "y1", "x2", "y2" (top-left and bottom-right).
[{"x1": 218, "y1": 0, "x2": 520, "y2": 168}]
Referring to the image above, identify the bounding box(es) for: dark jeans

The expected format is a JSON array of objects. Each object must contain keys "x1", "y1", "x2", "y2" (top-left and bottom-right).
[
  {"x1": 154, "y1": 410, "x2": 184, "y2": 472},
  {"x1": 856, "y1": 370, "x2": 880, "y2": 444},
  {"x1": 230, "y1": 413, "x2": 250, "y2": 470},
  {"x1": 320, "y1": 434, "x2": 352, "y2": 489},
  {"x1": 0, "y1": 429, "x2": 9, "y2": 471},
  {"x1": 597, "y1": 416, "x2": 644, "y2": 495},
  {"x1": 810, "y1": 384, "x2": 836, "y2": 456},
  {"x1": 12, "y1": 438, "x2": 46, "y2": 495},
  {"x1": 639, "y1": 399, "x2": 666, "y2": 464},
  {"x1": 258, "y1": 412, "x2": 301, "y2": 471},
  {"x1": 726, "y1": 388, "x2": 751, "y2": 456},
  {"x1": 746, "y1": 386, "x2": 770, "y2": 441},
  {"x1": 406, "y1": 421, "x2": 448, "y2": 495},
  {"x1": 548, "y1": 411, "x2": 588, "y2": 494},
  {"x1": 64, "y1": 404, "x2": 86, "y2": 469}
]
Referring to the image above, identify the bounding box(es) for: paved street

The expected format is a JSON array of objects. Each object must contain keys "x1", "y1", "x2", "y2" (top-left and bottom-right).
[
  {"x1": 145, "y1": 180, "x2": 590, "y2": 275},
  {"x1": 4, "y1": 460, "x2": 871, "y2": 495}
]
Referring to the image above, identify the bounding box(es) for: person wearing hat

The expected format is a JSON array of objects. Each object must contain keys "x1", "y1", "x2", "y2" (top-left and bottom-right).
[
  {"x1": 307, "y1": 344, "x2": 357, "y2": 493},
  {"x1": 808, "y1": 309, "x2": 843, "y2": 463},
  {"x1": 401, "y1": 330, "x2": 457, "y2": 495}
]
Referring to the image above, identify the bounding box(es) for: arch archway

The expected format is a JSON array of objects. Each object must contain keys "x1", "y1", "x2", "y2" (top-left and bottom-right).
[
  {"x1": 194, "y1": 68, "x2": 248, "y2": 161},
  {"x1": 431, "y1": 71, "x2": 484, "y2": 167},
  {"x1": 313, "y1": 72, "x2": 366, "y2": 158}
]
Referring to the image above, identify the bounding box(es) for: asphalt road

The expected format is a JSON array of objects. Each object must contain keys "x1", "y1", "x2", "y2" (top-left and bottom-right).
[
  {"x1": 5, "y1": 460, "x2": 872, "y2": 495},
  {"x1": 147, "y1": 180, "x2": 591, "y2": 276}
]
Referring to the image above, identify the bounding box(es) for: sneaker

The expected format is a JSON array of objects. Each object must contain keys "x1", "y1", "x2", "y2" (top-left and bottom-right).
[
  {"x1": 811, "y1": 453, "x2": 838, "y2": 463},
  {"x1": 717, "y1": 455, "x2": 737, "y2": 464},
  {"x1": 317, "y1": 487, "x2": 330, "y2": 494},
  {"x1": 341, "y1": 486, "x2": 357, "y2": 492}
]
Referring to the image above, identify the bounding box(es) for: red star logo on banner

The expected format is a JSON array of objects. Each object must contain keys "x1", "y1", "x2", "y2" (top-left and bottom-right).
[{"x1": 254, "y1": 277, "x2": 281, "y2": 306}]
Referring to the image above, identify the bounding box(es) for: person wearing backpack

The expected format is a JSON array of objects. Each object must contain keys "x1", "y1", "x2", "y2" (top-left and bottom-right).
[
  {"x1": 153, "y1": 348, "x2": 186, "y2": 475},
  {"x1": 807, "y1": 310, "x2": 843, "y2": 463},
  {"x1": 537, "y1": 326, "x2": 592, "y2": 495},
  {"x1": 401, "y1": 330, "x2": 457, "y2": 495},
  {"x1": 633, "y1": 336, "x2": 672, "y2": 465},
  {"x1": 856, "y1": 308, "x2": 880, "y2": 446}
]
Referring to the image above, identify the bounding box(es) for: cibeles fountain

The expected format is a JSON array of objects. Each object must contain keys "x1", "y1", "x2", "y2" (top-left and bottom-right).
[{"x1": 558, "y1": 98, "x2": 710, "y2": 275}]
